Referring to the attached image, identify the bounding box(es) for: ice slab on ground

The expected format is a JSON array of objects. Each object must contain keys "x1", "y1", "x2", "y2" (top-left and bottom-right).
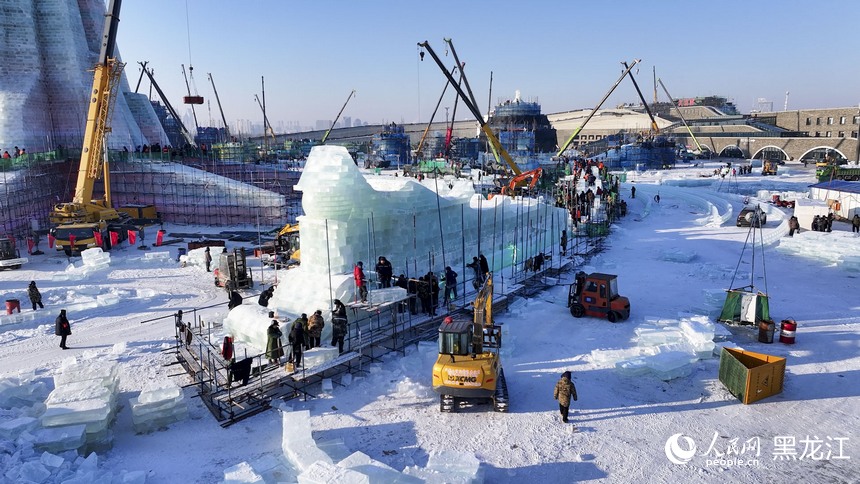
[
  {"x1": 425, "y1": 449, "x2": 482, "y2": 483},
  {"x1": 0, "y1": 416, "x2": 39, "y2": 440},
  {"x1": 138, "y1": 381, "x2": 182, "y2": 404},
  {"x1": 659, "y1": 248, "x2": 697, "y2": 263},
  {"x1": 40, "y1": 451, "x2": 65, "y2": 468},
  {"x1": 281, "y1": 410, "x2": 332, "y2": 472},
  {"x1": 223, "y1": 461, "x2": 264, "y2": 484},
  {"x1": 0, "y1": 376, "x2": 47, "y2": 408},
  {"x1": 54, "y1": 360, "x2": 118, "y2": 388},
  {"x1": 18, "y1": 460, "x2": 51, "y2": 483},
  {"x1": 298, "y1": 460, "x2": 368, "y2": 484},
  {"x1": 96, "y1": 293, "x2": 120, "y2": 306},
  {"x1": 41, "y1": 396, "x2": 112, "y2": 431},
  {"x1": 32, "y1": 424, "x2": 86, "y2": 453},
  {"x1": 130, "y1": 394, "x2": 188, "y2": 433},
  {"x1": 0, "y1": 311, "x2": 37, "y2": 326},
  {"x1": 316, "y1": 437, "x2": 352, "y2": 463},
  {"x1": 304, "y1": 346, "x2": 339, "y2": 369}
]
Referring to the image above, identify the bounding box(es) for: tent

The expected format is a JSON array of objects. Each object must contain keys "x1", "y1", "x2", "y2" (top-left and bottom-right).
[{"x1": 719, "y1": 286, "x2": 770, "y2": 325}]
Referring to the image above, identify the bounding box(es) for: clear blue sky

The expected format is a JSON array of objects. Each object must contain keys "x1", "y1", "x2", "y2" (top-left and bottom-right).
[{"x1": 117, "y1": 0, "x2": 860, "y2": 130}]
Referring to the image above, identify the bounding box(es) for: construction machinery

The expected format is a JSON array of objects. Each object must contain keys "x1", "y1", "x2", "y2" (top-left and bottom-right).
[
  {"x1": 0, "y1": 238, "x2": 27, "y2": 270},
  {"x1": 272, "y1": 223, "x2": 301, "y2": 267},
  {"x1": 762, "y1": 160, "x2": 779, "y2": 176},
  {"x1": 432, "y1": 275, "x2": 508, "y2": 413},
  {"x1": 49, "y1": 0, "x2": 137, "y2": 256},
  {"x1": 419, "y1": 40, "x2": 533, "y2": 194},
  {"x1": 499, "y1": 168, "x2": 543, "y2": 197},
  {"x1": 215, "y1": 248, "x2": 253, "y2": 291},
  {"x1": 568, "y1": 272, "x2": 630, "y2": 322}
]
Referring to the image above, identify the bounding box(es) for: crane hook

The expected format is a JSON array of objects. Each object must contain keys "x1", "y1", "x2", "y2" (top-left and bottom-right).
[{"x1": 419, "y1": 50, "x2": 425, "y2": 61}]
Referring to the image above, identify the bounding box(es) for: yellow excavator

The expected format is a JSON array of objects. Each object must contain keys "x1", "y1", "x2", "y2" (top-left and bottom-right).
[
  {"x1": 272, "y1": 223, "x2": 301, "y2": 267},
  {"x1": 49, "y1": 0, "x2": 137, "y2": 255},
  {"x1": 432, "y1": 274, "x2": 508, "y2": 412}
]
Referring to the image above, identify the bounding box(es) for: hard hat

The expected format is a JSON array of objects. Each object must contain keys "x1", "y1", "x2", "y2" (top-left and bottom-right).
[{"x1": 444, "y1": 316, "x2": 453, "y2": 324}]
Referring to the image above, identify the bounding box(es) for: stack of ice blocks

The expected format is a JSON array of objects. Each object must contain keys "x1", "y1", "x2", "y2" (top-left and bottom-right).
[
  {"x1": 403, "y1": 449, "x2": 483, "y2": 483},
  {"x1": 40, "y1": 359, "x2": 119, "y2": 451},
  {"x1": 0, "y1": 310, "x2": 36, "y2": 327},
  {"x1": 130, "y1": 381, "x2": 188, "y2": 433},
  {"x1": 281, "y1": 410, "x2": 332, "y2": 473},
  {"x1": 591, "y1": 315, "x2": 721, "y2": 381},
  {"x1": 80, "y1": 247, "x2": 111, "y2": 271}
]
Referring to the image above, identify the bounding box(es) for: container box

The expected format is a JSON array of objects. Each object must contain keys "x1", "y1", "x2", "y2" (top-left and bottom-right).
[{"x1": 718, "y1": 347, "x2": 785, "y2": 404}]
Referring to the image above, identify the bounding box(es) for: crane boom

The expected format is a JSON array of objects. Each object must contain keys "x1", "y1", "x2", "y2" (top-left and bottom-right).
[
  {"x1": 657, "y1": 78, "x2": 703, "y2": 152},
  {"x1": 622, "y1": 61, "x2": 658, "y2": 133},
  {"x1": 208, "y1": 73, "x2": 230, "y2": 141},
  {"x1": 321, "y1": 90, "x2": 356, "y2": 144},
  {"x1": 555, "y1": 60, "x2": 640, "y2": 158},
  {"x1": 140, "y1": 63, "x2": 196, "y2": 147},
  {"x1": 418, "y1": 40, "x2": 521, "y2": 176},
  {"x1": 253, "y1": 94, "x2": 276, "y2": 142}
]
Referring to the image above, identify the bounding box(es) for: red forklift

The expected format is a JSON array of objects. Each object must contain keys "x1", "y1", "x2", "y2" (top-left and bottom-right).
[{"x1": 568, "y1": 272, "x2": 630, "y2": 322}]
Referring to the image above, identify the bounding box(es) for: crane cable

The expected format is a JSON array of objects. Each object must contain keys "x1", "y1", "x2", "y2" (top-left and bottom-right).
[{"x1": 185, "y1": 0, "x2": 199, "y2": 96}]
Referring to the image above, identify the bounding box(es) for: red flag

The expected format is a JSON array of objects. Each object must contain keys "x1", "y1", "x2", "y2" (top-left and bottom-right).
[
  {"x1": 128, "y1": 230, "x2": 136, "y2": 245},
  {"x1": 93, "y1": 231, "x2": 103, "y2": 247},
  {"x1": 69, "y1": 234, "x2": 76, "y2": 249},
  {"x1": 26, "y1": 237, "x2": 34, "y2": 254},
  {"x1": 48, "y1": 234, "x2": 55, "y2": 248},
  {"x1": 110, "y1": 231, "x2": 119, "y2": 247},
  {"x1": 156, "y1": 229, "x2": 165, "y2": 247}
]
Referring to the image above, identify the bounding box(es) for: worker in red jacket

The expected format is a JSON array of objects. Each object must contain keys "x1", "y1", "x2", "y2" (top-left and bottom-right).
[{"x1": 354, "y1": 261, "x2": 367, "y2": 303}]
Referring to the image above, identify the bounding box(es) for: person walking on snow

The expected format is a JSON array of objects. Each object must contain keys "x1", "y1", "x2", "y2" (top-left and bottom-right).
[
  {"x1": 553, "y1": 371, "x2": 578, "y2": 423},
  {"x1": 853, "y1": 214, "x2": 860, "y2": 234},
  {"x1": 204, "y1": 247, "x2": 212, "y2": 272},
  {"x1": 55, "y1": 309, "x2": 71, "y2": 350},
  {"x1": 354, "y1": 261, "x2": 368, "y2": 303},
  {"x1": 28, "y1": 281, "x2": 44, "y2": 311}
]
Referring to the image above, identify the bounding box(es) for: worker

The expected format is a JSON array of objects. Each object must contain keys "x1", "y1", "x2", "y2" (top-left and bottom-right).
[
  {"x1": 27, "y1": 281, "x2": 44, "y2": 311},
  {"x1": 331, "y1": 299, "x2": 348, "y2": 354},
  {"x1": 560, "y1": 230, "x2": 568, "y2": 256},
  {"x1": 288, "y1": 313, "x2": 307, "y2": 368},
  {"x1": 307, "y1": 309, "x2": 324, "y2": 349},
  {"x1": 443, "y1": 266, "x2": 458, "y2": 304},
  {"x1": 375, "y1": 256, "x2": 393, "y2": 288},
  {"x1": 788, "y1": 216, "x2": 800, "y2": 237},
  {"x1": 631, "y1": 185, "x2": 636, "y2": 199},
  {"x1": 204, "y1": 247, "x2": 212, "y2": 272},
  {"x1": 2, "y1": 151, "x2": 9, "y2": 159},
  {"x1": 354, "y1": 261, "x2": 367, "y2": 303},
  {"x1": 258, "y1": 286, "x2": 274, "y2": 307},
  {"x1": 553, "y1": 370, "x2": 578, "y2": 424},
  {"x1": 228, "y1": 290, "x2": 242, "y2": 310},
  {"x1": 479, "y1": 254, "x2": 489, "y2": 281},
  {"x1": 55, "y1": 309, "x2": 71, "y2": 350},
  {"x1": 853, "y1": 214, "x2": 860, "y2": 233},
  {"x1": 265, "y1": 314, "x2": 284, "y2": 365},
  {"x1": 467, "y1": 257, "x2": 482, "y2": 290}
]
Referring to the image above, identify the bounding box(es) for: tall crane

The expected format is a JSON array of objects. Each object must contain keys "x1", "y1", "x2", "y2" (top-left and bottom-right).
[
  {"x1": 139, "y1": 62, "x2": 197, "y2": 147},
  {"x1": 181, "y1": 64, "x2": 200, "y2": 134},
  {"x1": 657, "y1": 78, "x2": 704, "y2": 153},
  {"x1": 208, "y1": 73, "x2": 230, "y2": 141},
  {"x1": 622, "y1": 61, "x2": 658, "y2": 134},
  {"x1": 254, "y1": 94, "x2": 276, "y2": 143},
  {"x1": 418, "y1": 40, "x2": 521, "y2": 176},
  {"x1": 320, "y1": 90, "x2": 356, "y2": 144},
  {"x1": 50, "y1": 0, "x2": 125, "y2": 226}
]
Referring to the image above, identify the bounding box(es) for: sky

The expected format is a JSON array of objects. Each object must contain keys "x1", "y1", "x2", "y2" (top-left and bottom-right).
[{"x1": 116, "y1": 0, "x2": 860, "y2": 131}]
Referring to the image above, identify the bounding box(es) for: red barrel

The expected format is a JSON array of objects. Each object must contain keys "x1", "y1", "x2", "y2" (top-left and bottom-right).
[
  {"x1": 5, "y1": 299, "x2": 20, "y2": 314},
  {"x1": 779, "y1": 319, "x2": 797, "y2": 344}
]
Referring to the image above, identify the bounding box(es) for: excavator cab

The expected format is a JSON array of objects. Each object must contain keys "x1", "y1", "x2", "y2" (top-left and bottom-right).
[{"x1": 568, "y1": 271, "x2": 630, "y2": 322}]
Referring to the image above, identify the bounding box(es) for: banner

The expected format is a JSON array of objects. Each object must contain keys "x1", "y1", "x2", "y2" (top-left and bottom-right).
[
  {"x1": 68, "y1": 234, "x2": 76, "y2": 249},
  {"x1": 48, "y1": 234, "x2": 55, "y2": 249},
  {"x1": 110, "y1": 231, "x2": 119, "y2": 247},
  {"x1": 26, "y1": 237, "x2": 34, "y2": 255},
  {"x1": 156, "y1": 229, "x2": 165, "y2": 247},
  {"x1": 128, "y1": 230, "x2": 136, "y2": 245},
  {"x1": 93, "y1": 231, "x2": 103, "y2": 247}
]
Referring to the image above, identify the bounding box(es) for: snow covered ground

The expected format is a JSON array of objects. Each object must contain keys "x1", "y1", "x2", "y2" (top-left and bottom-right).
[{"x1": 0, "y1": 160, "x2": 858, "y2": 483}]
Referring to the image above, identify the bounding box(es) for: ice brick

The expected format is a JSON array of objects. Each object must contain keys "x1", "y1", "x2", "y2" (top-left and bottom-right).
[
  {"x1": 303, "y1": 346, "x2": 339, "y2": 369},
  {"x1": 18, "y1": 460, "x2": 51, "y2": 483},
  {"x1": 298, "y1": 460, "x2": 369, "y2": 484},
  {"x1": 425, "y1": 449, "x2": 481, "y2": 482},
  {"x1": 40, "y1": 451, "x2": 65, "y2": 468},
  {"x1": 223, "y1": 461, "x2": 264, "y2": 484},
  {"x1": 0, "y1": 416, "x2": 39, "y2": 440},
  {"x1": 138, "y1": 381, "x2": 182, "y2": 404},
  {"x1": 32, "y1": 424, "x2": 86, "y2": 453}
]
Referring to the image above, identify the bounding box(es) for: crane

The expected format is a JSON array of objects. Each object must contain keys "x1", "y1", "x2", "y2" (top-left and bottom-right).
[
  {"x1": 49, "y1": 0, "x2": 138, "y2": 256},
  {"x1": 418, "y1": 40, "x2": 521, "y2": 177},
  {"x1": 181, "y1": 64, "x2": 201, "y2": 134},
  {"x1": 555, "y1": 60, "x2": 641, "y2": 159},
  {"x1": 253, "y1": 94, "x2": 276, "y2": 143},
  {"x1": 657, "y1": 78, "x2": 704, "y2": 154},
  {"x1": 208, "y1": 73, "x2": 230, "y2": 141},
  {"x1": 139, "y1": 62, "x2": 197, "y2": 147},
  {"x1": 622, "y1": 61, "x2": 659, "y2": 134},
  {"x1": 320, "y1": 90, "x2": 356, "y2": 144}
]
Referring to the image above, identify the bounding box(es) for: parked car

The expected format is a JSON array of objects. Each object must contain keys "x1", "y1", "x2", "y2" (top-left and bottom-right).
[{"x1": 736, "y1": 207, "x2": 767, "y2": 227}]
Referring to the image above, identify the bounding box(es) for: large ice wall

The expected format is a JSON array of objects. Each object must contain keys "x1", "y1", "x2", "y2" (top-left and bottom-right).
[
  {"x1": 271, "y1": 145, "x2": 567, "y2": 318},
  {"x1": 0, "y1": 0, "x2": 168, "y2": 151}
]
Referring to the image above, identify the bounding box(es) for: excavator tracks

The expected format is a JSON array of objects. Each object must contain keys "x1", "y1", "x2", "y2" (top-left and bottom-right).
[{"x1": 493, "y1": 367, "x2": 509, "y2": 412}]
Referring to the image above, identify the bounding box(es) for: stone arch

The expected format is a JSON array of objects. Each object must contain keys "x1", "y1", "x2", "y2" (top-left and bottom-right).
[
  {"x1": 799, "y1": 146, "x2": 849, "y2": 163},
  {"x1": 719, "y1": 145, "x2": 744, "y2": 158},
  {"x1": 752, "y1": 146, "x2": 789, "y2": 161}
]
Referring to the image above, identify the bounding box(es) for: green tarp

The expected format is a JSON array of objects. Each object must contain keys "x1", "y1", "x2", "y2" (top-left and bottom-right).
[{"x1": 719, "y1": 289, "x2": 770, "y2": 325}]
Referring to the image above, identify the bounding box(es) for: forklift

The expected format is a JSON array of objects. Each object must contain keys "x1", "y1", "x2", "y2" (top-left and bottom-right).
[
  {"x1": 0, "y1": 238, "x2": 27, "y2": 270},
  {"x1": 214, "y1": 248, "x2": 253, "y2": 291},
  {"x1": 568, "y1": 271, "x2": 630, "y2": 322}
]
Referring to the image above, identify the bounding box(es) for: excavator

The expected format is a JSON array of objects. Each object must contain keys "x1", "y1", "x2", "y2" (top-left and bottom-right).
[
  {"x1": 498, "y1": 168, "x2": 542, "y2": 197},
  {"x1": 432, "y1": 275, "x2": 508, "y2": 413},
  {"x1": 272, "y1": 222, "x2": 301, "y2": 268},
  {"x1": 49, "y1": 0, "x2": 136, "y2": 256}
]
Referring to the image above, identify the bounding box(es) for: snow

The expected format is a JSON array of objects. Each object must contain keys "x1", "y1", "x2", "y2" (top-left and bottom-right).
[{"x1": 0, "y1": 160, "x2": 858, "y2": 482}]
